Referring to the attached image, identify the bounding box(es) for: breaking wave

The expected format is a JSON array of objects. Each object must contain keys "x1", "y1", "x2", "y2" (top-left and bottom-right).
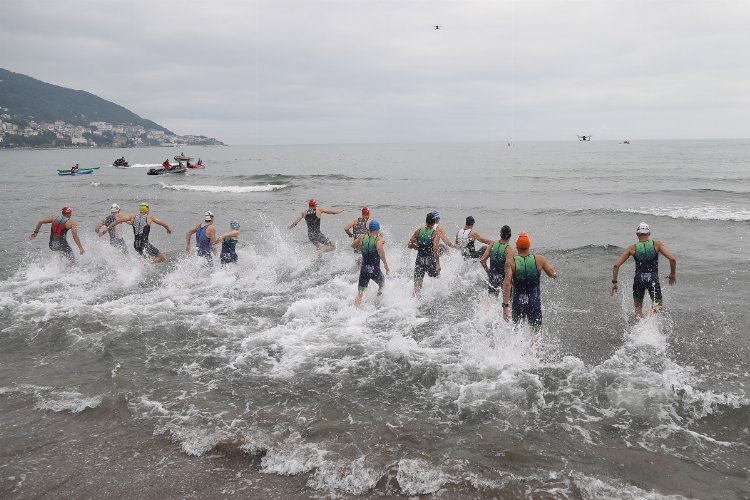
[{"x1": 159, "y1": 183, "x2": 288, "y2": 193}]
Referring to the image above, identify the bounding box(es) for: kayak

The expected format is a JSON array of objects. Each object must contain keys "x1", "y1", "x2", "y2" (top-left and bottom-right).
[
  {"x1": 58, "y1": 169, "x2": 95, "y2": 176},
  {"x1": 57, "y1": 166, "x2": 100, "y2": 172}
]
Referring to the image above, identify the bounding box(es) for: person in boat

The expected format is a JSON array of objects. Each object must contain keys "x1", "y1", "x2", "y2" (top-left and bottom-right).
[
  {"x1": 407, "y1": 212, "x2": 441, "y2": 295},
  {"x1": 163, "y1": 159, "x2": 171, "y2": 170},
  {"x1": 352, "y1": 219, "x2": 390, "y2": 308},
  {"x1": 186, "y1": 211, "x2": 216, "y2": 265},
  {"x1": 102, "y1": 202, "x2": 171, "y2": 263},
  {"x1": 215, "y1": 220, "x2": 240, "y2": 265},
  {"x1": 71, "y1": 164, "x2": 79, "y2": 174},
  {"x1": 95, "y1": 203, "x2": 128, "y2": 253},
  {"x1": 610, "y1": 222, "x2": 677, "y2": 317},
  {"x1": 455, "y1": 216, "x2": 492, "y2": 259},
  {"x1": 502, "y1": 232, "x2": 557, "y2": 354},
  {"x1": 288, "y1": 199, "x2": 343, "y2": 253},
  {"x1": 29, "y1": 206, "x2": 85, "y2": 263},
  {"x1": 197, "y1": 158, "x2": 203, "y2": 167},
  {"x1": 344, "y1": 206, "x2": 370, "y2": 251}
]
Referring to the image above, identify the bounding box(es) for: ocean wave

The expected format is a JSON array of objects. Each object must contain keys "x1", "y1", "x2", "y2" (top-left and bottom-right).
[
  {"x1": 127, "y1": 163, "x2": 161, "y2": 168},
  {"x1": 225, "y1": 173, "x2": 380, "y2": 183},
  {"x1": 622, "y1": 205, "x2": 750, "y2": 222},
  {"x1": 159, "y1": 183, "x2": 288, "y2": 193}
]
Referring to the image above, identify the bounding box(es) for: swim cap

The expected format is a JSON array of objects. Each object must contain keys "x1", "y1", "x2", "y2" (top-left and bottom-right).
[
  {"x1": 431, "y1": 210, "x2": 440, "y2": 220},
  {"x1": 426, "y1": 212, "x2": 436, "y2": 224},
  {"x1": 138, "y1": 202, "x2": 149, "y2": 213},
  {"x1": 368, "y1": 219, "x2": 380, "y2": 231},
  {"x1": 110, "y1": 203, "x2": 120, "y2": 213},
  {"x1": 204, "y1": 210, "x2": 214, "y2": 221},
  {"x1": 516, "y1": 232, "x2": 530, "y2": 249},
  {"x1": 500, "y1": 225, "x2": 511, "y2": 238},
  {"x1": 61, "y1": 206, "x2": 72, "y2": 215},
  {"x1": 362, "y1": 206, "x2": 370, "y2": 217},
  {"x1": 465, "y1": 216, "x2": 475, "y2": 226},
  {"x1": 636, "y1": 222, "x2": 650, "y2": 234},
  {"x1": 230, "y1": 220, "x2": 240, "y2": 229},
  {"x1": 308, "y1": 199, "x2": 317, "y2": 207}
]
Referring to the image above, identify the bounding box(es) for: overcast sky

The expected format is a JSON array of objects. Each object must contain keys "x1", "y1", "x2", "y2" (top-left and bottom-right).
[{"x1": 2, "y1": 0, "x2": 749, "y2": 144}]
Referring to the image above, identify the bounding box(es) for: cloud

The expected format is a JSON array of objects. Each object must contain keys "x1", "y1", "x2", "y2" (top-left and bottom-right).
[{"x1": 2, "y1": 0, "x2": 749, "y2": 143}]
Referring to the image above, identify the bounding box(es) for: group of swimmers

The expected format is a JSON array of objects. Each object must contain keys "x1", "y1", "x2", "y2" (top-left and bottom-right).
[{"x1": 30, "y1": 199, "x2": 678, "y2": 337}]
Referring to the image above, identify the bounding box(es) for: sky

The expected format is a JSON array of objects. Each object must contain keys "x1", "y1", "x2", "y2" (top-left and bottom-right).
[{"x1": 2, "y1": 0, "x2": 749, "y2": 145}]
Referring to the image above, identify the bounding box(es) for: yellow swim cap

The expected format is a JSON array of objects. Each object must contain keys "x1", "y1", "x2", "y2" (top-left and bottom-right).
[{"x1": 138, "y1": 202, "x2": 149, "y2": 213}]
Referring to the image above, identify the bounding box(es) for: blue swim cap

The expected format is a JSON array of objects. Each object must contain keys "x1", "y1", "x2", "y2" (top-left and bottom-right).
[
  {"x1": 230, "y1": 220, "x2": 240, "y2": 229},
  {"x1": 368, "y1": 220, "x2": 380, "y2": 231}
]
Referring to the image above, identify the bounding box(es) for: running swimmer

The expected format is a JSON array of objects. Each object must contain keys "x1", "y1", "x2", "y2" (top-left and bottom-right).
[
  {"x1": 352, "y1": 220, "x2": 390, "y2": 308},
  {"x1": 408, "y1": 212, "x2": 441, "y2": 295},
  {"x1": 344, "y1": 207, "x2": 370, "y2": 243},
  {"x1": 456, "y1": 216, "x2": 493, "y2": 259},
  {"x1": 216, "y1": 220, "x2": 241, "y2": 265},
  {"x1": 29, "y1": 206, "x2": 85, "y2": 263},
  {"x1": 288, "y1": 199, "x2": 343, "y2": 253},
  {"x1": 95, "y1": 203, "x2": 128, "y2": 253},
  {"x1": 103, "y1": 202, "x2": 171, "y2": 263},
  {"x1": 431, "y1": 211, "x2": 455, "y2": 255},
  {"x1": 480, "y1": 225, "x2": 514, "y2": 305},
  {"x1": 610, "y1": 222, "x2": 677, "y2": 317},
  {"x1": 186, "y1": 211, "x2": 217, "y2": 265},
  {"x1": 502, "y1": 232, "x2": 557, "y2": 354}
]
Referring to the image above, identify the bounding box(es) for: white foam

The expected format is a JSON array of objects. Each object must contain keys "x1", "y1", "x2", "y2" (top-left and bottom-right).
[
  {"x1": 623, "y1": 205, "x2": 750, "y2": 221},
  {"x1": 159, "y1": 183, "x2": 287, "y2": 193},
  {"x1": 34, "y1": 391, "x2": 103, "y2": 413}
]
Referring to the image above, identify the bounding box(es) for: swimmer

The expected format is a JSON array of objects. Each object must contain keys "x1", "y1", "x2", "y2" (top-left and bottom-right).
[
  {"x1": 610, "y1": 222, "x2": 677, "y2": 317},
  {"x1": 30, "y1": 206, "x2": 85, "y2": 263},
  {"x1": 352, "y1": 219, "x2": 390, "y2": 307}
]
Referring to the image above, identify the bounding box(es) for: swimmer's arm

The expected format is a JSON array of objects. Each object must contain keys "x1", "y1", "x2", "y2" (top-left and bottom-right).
[
  {"x1": 320, "y1": 208, "x2": 343, "y2": 216},
  {"x1": 104, "y1": 214, "x2": 130, "y2": 232},
  {"x1": 438, "y1": 227, "x2": 455, "y2": 248},
  {"x1": 433, "y1": 233, "x2": 441, "y2": 267},
  {"x1": 150, "y1": 217, "x2": 172, "y2": 235},
  {"x1": 185, "y1": 224, "x2": 199, "y2": 252},
  {"x1": 29, "y1": 217, "x2": 54, "y2": 239},
  {"x1": 344, "y1": 218, "x2": 356, "y2": 237},
  {"x1": 95, "y1": 217, "x2": 106, "y2": 233},
  {"x1": 502, "y1": 259, "x2": 514, "y2": 320},
  {"x1": 656, "y1": 240, "x2": 677, "y2": 285},
  {"x1": 377, "y1": 239, "x2": 390, "y2": 273},
  {"x1": 351, "y1": 234, "x2": 364, "y2": 250},
  {"x1": 479, "y1": 244, "x2": 491, "y2": 272},
  {"x1": 473, "y1": 230, "x2": 493, "y2": 246},
  {"x1": 69, "y1": 220, "x2": 85, "y2": 255},
  {"x1": 610, "y1": 246, "x2": 634, "y2": 295},
  {"x1": 539, "y1": 255, "x2": 557, "y2": 278},
  {"x1": 288, "y1": 211, "x2": 304, "y2": 229},
  {"x1": 407, "y1": 229, "x2": 419, "y2": 249}
]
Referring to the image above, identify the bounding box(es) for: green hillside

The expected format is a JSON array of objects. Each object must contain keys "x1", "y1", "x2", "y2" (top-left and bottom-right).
[{"x1": 0, "y1": 68, "x2": 170, "y2": 132}]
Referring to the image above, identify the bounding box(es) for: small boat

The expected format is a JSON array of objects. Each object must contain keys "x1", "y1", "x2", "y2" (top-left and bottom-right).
[
  {"x1": 147, "y1": 166, "x2": 187, "y2": 175},
  {"x1": 113, "y1": 158, "x2": 129, "y2": 168},
  {"x1": 58, "y1": 169, "x2": 95, "y2": 176},
  {"x1": 57, "y1": 166, "x2": 100, "y2": 172}
]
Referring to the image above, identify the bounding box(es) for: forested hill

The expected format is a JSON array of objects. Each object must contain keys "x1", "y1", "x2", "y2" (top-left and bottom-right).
[{"x1": 0, "y1": 68, "x2": 169, "y2": 132}]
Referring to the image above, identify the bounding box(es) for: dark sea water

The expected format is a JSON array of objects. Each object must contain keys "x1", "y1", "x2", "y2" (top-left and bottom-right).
[{"x1": 1, "y1": 141, "x2": 749, "y2": 498}]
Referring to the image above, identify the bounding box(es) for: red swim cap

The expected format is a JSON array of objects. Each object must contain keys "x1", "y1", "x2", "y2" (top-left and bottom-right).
[
  {"x1": 61, "y1": 206, "x2": 72, "y2": 215},
  {"x1": 308, "y1": 199, "x2": 317, "y2": 207},
  {"x1": 362, "y1": 206, "x2": 370, "y2": 217},
  {"x1": 516, "y1": 232, "x2": 530, "y2": 249}
]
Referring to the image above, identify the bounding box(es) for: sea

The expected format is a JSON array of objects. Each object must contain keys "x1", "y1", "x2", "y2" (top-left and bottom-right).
[{"x1": 0, "y1": 141, "x2": 748, "y2": 499}]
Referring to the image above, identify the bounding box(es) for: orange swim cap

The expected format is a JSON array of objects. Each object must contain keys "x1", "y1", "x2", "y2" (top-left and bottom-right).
[{"x1": 516, "y1": 232, "x2": 530, "y2": 249}]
